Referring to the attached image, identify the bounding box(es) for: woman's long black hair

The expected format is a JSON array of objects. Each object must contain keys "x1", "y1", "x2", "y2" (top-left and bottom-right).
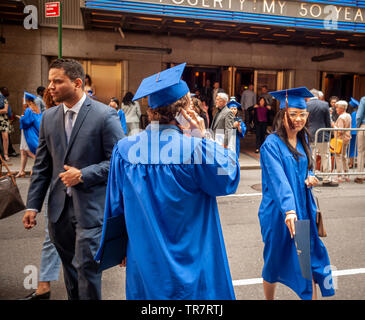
[
  {"x1": 122, "y1": 92, "x2": 134, "y2": 106},
  {"x1": 272, "y1": 109, "x2": 313, "y2": 171}
]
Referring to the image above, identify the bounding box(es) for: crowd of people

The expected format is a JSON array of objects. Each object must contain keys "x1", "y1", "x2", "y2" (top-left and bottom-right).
[{"x1": 1, "y1": 59, "x2": 365, "y2": 301}]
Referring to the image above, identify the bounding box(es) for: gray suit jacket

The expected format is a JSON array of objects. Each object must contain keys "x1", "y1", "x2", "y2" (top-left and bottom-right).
[
  {"x1": 27, "y1": 96, "x2": 124, "y2": 228},
  {"x1": 307, "y1": 99, "x2": 331, "y2": 143},
  {"x1": 210, "y1": 105, "x2": 234, "y2": 147}
]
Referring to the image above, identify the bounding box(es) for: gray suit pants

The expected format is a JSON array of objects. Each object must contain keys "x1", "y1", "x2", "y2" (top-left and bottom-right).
[{"x1": 48, "y1": 196, "x2": 102, "y2": 300}]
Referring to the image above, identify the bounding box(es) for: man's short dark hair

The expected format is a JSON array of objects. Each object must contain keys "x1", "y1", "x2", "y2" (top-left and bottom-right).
[
  {"x1": 49, "y1": 58, "x2": 85, "y2": 88},
  {"x1": 37, "y1": 86, "x2": 45, "y2": 95}
]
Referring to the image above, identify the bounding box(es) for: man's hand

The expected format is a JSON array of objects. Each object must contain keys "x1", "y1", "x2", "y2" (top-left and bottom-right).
[
  {"x1": 59, "y1": 165, "x2": 82, "y2": 188},
  {"x1": 22, "y1": 210, "x2": 37, "y2": 229}
]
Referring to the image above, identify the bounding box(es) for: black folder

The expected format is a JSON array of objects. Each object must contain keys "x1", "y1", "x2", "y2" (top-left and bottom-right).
[
  {"x1": 97, "y1": 215, "x2": 128, "y2": 273},
  {"x1": 294, "y1": 219, "x2": 311, "y2": 280}
]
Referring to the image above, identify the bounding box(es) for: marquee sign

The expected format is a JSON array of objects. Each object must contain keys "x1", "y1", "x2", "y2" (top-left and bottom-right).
[
  {"x1": 83, "y1": 0, "x2": 365, "y2": 32},
  {"x1": 131, "y1": 0, "x2": 365, "y2": 23}
]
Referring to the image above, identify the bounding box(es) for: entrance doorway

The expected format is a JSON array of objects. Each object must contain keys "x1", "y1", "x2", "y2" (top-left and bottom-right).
[
  {"x1": 81, "y1": 60, "x2": 124, "y2": 105},
  {"x1": 320, "y1": 72, "x2": 365, "y2": 101},
  {"x1": 183, "y1": 66, "x2": 221, "y2": 95},
  {"x1": 320, "y1": 72, "x2": 354, "y2": 101}
]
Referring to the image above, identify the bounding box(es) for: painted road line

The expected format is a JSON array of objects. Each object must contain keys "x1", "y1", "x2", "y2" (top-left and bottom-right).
[
  {"x1": 233, "y1": 268, "x2": 365, "y2": 286},
  {"x1": 219, "y1": 193, "x2": 262, "y2": 198}
]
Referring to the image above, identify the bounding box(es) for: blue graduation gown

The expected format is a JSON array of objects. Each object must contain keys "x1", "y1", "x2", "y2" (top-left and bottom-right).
[
  {"x1": 19, "y1": 108, "x2": 42, "y2": 154},
  {"x1": 258, "y1": 133, "x2": 335, "y2": 300},
  {"x1": 96, "y1": 124, "x2": 240, "y2": 300},
  {"x1": 235, "y1": 121, "x2": 246, "y2": 157},
  {"x1": 118, "y1": 109, "x2": 128, "y2": 135}
]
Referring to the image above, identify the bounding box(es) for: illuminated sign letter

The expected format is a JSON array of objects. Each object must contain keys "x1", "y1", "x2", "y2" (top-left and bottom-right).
[
  {"x1": 214, "y1": 0, "x2": 223, "y2": 8},
  {"x1": 263, "y1": 0, "x2": 275, "y2": 13},
  {"x1": 354, "y1": 8, "x2": 364, "y2": 22}
]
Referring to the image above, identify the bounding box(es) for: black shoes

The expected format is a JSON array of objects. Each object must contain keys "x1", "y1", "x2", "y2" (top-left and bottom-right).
[
  {"x1": 322, "y1": 181, "x2": 339, "y2": 187},
  {"x1": 18, "y1": 291, "x2": 51, "y2": 300}
]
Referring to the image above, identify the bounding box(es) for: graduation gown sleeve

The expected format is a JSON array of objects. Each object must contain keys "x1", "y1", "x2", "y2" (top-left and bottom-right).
[
  {"x1": 260, "y1": 141, "x2": 297, "y2": 217},
  {"x1": 118, "y1": 109, "x2": 128, "y2": 135},
  {"x1": 94, "y1": 145, "x2": 127, "y2": 269},
  {"x1": 193, "y1": 139, "x2": 240, "y2": 196}
]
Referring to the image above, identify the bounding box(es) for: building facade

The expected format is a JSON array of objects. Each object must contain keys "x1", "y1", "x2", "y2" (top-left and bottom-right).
[{"x1": 1, "y1": 0, "x2": 365, "y2": 141}]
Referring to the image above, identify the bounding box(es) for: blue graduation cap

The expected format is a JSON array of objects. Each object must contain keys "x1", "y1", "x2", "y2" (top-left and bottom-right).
[
  {"x1": 24, "y1": 91, "x2": 37, "y2": 102},
  {"x1": 269, "y1": 87, "x2": 314, "y2": 110},
  {"x1": 227, "y1": 97, "x2": 241, "y2": 109},
  {"x1": 349, "y1": 97, "x2": 359, "y2": 108},
  {"x1": 132, "y1": 63, "x2": 189, "y2": 109}
]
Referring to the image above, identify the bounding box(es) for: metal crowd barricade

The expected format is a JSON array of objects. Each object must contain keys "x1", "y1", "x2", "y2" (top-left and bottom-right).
[{"x1": 313, "y1": 127, "x2": 365, "y2": 177}]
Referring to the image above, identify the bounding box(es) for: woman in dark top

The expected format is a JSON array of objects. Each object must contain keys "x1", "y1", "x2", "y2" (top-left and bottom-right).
[{"x1": 254, "y1": 96, "x2": 271, "y2": 153}]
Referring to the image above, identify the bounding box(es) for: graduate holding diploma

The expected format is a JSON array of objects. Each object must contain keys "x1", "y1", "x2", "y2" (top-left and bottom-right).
[
  {"x1": 258, "y1": 87, "x2": 335, "y2": 300},
  {"x1": 95, "y1": 63, "x2": 240, "y2": 300}
]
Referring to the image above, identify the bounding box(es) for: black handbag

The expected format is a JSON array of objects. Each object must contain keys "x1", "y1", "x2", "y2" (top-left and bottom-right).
[{"x1": 0, "y1": 155, "x2": 26, "y2": 219}]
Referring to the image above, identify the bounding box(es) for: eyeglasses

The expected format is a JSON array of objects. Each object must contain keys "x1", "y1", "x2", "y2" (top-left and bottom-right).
[{"x1": 288, "y1": 111, "x2": 309, "y2": 119}]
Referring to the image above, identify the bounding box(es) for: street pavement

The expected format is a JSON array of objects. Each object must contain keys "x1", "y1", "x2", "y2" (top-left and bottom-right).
[{"x1": 1, "y1": 135, "x2": 365, "y2": 300}]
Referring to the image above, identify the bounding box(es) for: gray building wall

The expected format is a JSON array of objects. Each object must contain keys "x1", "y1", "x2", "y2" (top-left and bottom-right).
[{"x1": 1, "y1": 24, "x2": 365, "y2": 141}]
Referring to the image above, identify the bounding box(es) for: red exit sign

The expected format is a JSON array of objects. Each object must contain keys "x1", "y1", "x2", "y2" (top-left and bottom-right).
[{"x1": 45, "y1": 2, "x2": 60, "y2": 18}]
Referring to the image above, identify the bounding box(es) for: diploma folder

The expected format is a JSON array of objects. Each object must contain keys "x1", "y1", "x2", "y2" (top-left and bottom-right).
[
  {"x1": 294, "y1": 220, "x2": 311, "y2": 281},
  {"x1": 97, "y1": 215, "x2": 128, "y2": 272}
]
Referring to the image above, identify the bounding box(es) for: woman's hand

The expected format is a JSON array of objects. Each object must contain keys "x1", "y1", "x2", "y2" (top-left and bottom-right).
[
  {"x1": 285, "y1": 211, "x2": 297, "y2": 239},
  {"x1": 179, "y1": 108, "x2": 205, "y2": 137},
  {"x1": 305, "y1": 175, "x2": 319, "y2": 188}
]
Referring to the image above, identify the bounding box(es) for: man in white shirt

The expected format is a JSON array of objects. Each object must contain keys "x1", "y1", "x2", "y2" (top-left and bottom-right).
[{"x1": 240, "y1": 84, "x2": 256, "y2": 131}]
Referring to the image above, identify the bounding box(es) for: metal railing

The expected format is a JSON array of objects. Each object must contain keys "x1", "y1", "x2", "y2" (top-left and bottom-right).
[{"x1": 313, "y1": 127, "x2": 365, "y2": 177}]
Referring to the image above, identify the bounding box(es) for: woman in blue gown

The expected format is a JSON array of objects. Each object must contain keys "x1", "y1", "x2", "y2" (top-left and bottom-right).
[
  {"x1": 95, "y1": 63, "x2": 240, "y2": 300},
  {"x1": 258, "y1": 87, "x2": 335, "y2": 300},
  {"x1": 227, "y1": 99, "x2": 246, "y2": 158},
  {"x1": 16, "y1": 92, "x2": 42, "y2": 177},
  {"x1": 109, "y1": 97, "x2": 128, "y2": 135}
]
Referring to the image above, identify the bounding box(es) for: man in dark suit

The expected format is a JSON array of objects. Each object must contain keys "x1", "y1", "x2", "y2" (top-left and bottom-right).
[
  {"x1": 22, "y1": 59, "x2": 124, "y2": 299},
  {"x1": 210, "y1": 92, "x2": 234, "y2": 149},
  {"x1": 307, "y1": 88, "x2": 338, "y2": 187}
]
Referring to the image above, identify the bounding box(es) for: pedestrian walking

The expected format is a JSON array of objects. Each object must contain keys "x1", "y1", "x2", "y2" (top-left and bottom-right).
[
  {"x1": 0, "y1": 88, "x2": 10, "y2": 161},
  {"x1": 258, "y1": 87, "x2": 335, "y2": 300},
  {"x1": 109, "y1": 97, "x2": 128, "y2": 135},
  {"x1": 227, "y1": 98, "x2": 246, "y2": 158},
  {"x1": 348, "y1": 98, "x2": 359, "y2": 169},
  {"x1": 210, "y1": 92, "x2": 234, "y2": 148},
  {"x1": 22, "y1": 58, "x2": 124, "y2": 300},
  {"x1": 253, "y1": 97, "x2": 271, "y2": 153},
  {"x1": 355, "y1": 96, "x2": 365, "y2": 183},
  {"x1": 15, "y1": 92, "x2": 42, "y2": 178},
  {"x1": 121, "y1": 92, "x2": 141, "y2": 135},
  {"x1": 95, "y1": 63, "x2": 240, "y2": 300},
  {"x1": 332, "y1": 100, "x2": 351, "y2": 183},
  {"x1": 19, "y1": 89, "x2": 62, "y2": 300},
  {"x1": 307, "y1": 89, "x2": 337, "y2": 187},
  {"x1": 240, "y1": 84, "x2": 256, "y2": 132}
]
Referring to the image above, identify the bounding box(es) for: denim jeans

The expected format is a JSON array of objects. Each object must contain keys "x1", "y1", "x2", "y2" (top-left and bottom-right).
[{"x1": 39, "y1": 190, "x2": 62, "y2": 282}]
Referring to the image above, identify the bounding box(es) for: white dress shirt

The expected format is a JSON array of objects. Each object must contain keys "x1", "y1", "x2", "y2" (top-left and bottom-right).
[{"x1": 63, "y1": 92, "x2": 87, "y2": 126}]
